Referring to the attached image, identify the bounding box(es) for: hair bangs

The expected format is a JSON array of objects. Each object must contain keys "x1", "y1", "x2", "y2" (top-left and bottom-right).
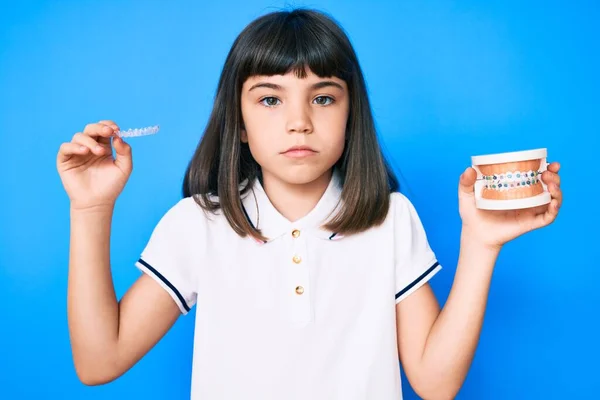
[{"x1": 237, "y1": 11, "x2": 353, "y2": 84}]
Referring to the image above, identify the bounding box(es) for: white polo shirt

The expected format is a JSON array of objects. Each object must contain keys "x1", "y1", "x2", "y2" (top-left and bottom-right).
[{"x1": 135, "y1": 171, "x2": 442, "y2": 400}]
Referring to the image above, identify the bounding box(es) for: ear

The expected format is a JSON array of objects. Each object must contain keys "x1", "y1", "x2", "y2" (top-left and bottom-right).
[{"x1": 240, "y1": 126, "x2": 248, "y2": 143}]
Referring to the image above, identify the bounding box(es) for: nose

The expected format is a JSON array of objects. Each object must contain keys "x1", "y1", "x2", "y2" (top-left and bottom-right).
[{"x1": 285, "y1": 104, "x2": 313, "y2": 134}]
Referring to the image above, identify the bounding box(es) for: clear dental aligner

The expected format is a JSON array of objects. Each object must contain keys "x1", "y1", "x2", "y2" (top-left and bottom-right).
[
  {"x1": 483, "y1": 170, "x2": 541, "y2": 191},
  {"x1": 116, "y1": 125, "x2": 160, "y2": 138}
]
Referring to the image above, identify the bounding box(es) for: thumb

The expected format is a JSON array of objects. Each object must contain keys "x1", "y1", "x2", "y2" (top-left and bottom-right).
[
  {"x1": 459, "y1": 167, "x2": 477, "y2": 195},
  {"x1": 113, "y1": 136, "x2": 133, "y2": 173}
]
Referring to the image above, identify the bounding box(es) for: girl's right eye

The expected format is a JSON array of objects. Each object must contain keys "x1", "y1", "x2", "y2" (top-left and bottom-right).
[{"x1": 260, "y1": 97, "x2": 281, "y2": 107}]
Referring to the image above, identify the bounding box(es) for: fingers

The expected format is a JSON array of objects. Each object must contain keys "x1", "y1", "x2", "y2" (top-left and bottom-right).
[
  {"x1": 57, "y1": 142, "x2": 89, "y2": 164},
  {"x1": 113, "y1": 136, "x2": 133, "y2": 173},
  {"x1": 98, "y1": 120, "x2": 119, "y2": 131},
  {"x1": 72, "y1": 132, "x2": 107, "y2": 156},
  {"x1": 83, "y1": 121, "x2": 119, "y2": 145},
  {"x1": 458, "y1": 167, "x2": 477, "y2": 194},
  {"x1": 542, "y1": 170, "x2": 560, "y2": 187},
  {"x1": 547, "y1": 161, "x2": 560, "y2": 173},
  {"x1": 533, "y1": 198, "x2": 560, "y2": 229},
  {"x1": 547, "y1": 181, "x2": 563, "y2": 209},
  {"x1": 532, "y1": 164, "x2": 562, "y2": 228},
  {"x1": 57, "y1": 120, "x2": 126, "y2": 170}
]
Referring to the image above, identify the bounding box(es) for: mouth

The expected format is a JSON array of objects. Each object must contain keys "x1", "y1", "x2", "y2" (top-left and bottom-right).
[{"x1": 281, "y1": 145, "x2": 318, "y2": 158}]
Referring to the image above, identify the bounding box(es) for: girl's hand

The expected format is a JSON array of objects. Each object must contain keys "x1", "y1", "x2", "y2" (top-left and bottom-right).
[
  {"x1": 457, "y1": 162, "x2": 562, "y2": 250},
  {"x1": 57, "y1": 120, "x2": 133, "y2": 211}
]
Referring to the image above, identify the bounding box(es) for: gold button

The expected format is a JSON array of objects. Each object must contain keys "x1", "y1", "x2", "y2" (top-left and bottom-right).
[
  {"x1": 295, "y1": 286, "x2": 304, "y2": 295},
  {"x1": 292, "y1": 255, "x2": 302, "y2": 264},
  {"x1": 292, "y1": 229, "x2": 300, "y2": 238}
]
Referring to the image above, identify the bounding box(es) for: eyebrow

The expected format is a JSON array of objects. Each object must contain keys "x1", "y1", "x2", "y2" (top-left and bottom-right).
[{"x1": 248, "y1": 80, "x2": 345, "y2": 92}]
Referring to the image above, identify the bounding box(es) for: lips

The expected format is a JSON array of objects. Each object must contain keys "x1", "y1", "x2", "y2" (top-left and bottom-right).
[
  {"x1": 283, "y1": 145, "x2": 316, "y2": 153},
  {"x1": 281, "y1": 145, "x2": 317, "y2": 158}
]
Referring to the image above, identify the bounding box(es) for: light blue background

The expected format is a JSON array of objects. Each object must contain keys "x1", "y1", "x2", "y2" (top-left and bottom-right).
[{"x1": 1, "y1": 1, "x2": 597, "y2": 399}]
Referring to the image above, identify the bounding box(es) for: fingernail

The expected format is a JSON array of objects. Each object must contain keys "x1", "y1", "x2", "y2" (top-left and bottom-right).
[
  {"x1": 103, "y1": 126, "x2": 111, "y2": 132},
  {"x1": 95, "y1": 145, "x2": 103, "y2": 152}
]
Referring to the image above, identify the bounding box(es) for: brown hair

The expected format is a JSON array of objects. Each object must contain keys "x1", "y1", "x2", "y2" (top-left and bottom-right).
[{"x1": 182, "y1": 8, "x2": 399, "y2": 242}]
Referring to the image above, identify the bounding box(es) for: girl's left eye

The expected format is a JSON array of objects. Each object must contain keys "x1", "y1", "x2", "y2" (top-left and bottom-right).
[{"x1": 314, "y1": 96, "x2": 334, "y2": 106}]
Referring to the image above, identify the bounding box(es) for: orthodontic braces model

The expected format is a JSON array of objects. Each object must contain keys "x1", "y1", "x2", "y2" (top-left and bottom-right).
[
  {"x1": 480, "y1": 170, "x2": 542, "y2": 191},
  {"x1": 116, "y1": 125, "x2": 160, "y2": 138},
  {"x1": 471, "y1": 148, "x2": 551, "y2": 210}
]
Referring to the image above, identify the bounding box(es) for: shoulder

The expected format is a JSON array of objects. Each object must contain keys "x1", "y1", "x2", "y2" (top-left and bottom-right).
[
  {"x1": 153, "y1": 195, "x2": 217, "y2": 231},
  {"x1": 389, "y1": 191, "x2": 421, "y2": 219},
  {"x1": 390, "y1": 191, "x2": 410, "y2": 206},
  {"x1": 385, "y1": 192, "x2": 431, "y2": 236},
  {"x1": 161, "y1": 196, "x2": 204, "y2": 219}
]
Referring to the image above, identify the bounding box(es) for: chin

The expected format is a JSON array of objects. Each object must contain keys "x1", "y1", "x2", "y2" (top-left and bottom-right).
[{"x1": 262, "y1": 163, "x2": 334, "y2": 186}]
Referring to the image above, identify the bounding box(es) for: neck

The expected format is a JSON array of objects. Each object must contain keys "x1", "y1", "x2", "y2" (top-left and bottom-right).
[{"x1": 260, "y1": 169, "x2": 333, "y2": 222}]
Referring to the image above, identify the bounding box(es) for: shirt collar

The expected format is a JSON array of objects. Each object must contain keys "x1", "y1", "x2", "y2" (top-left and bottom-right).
[{"x1": 241, "y1": 170, "x2": 345, "y2": 243}]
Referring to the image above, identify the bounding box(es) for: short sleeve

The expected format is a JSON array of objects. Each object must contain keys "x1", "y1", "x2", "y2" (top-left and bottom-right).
[
  {"x1": 392, "y1": 193, "x2": 442, "y2": 304},
  {"x1": 135, "y1": 198, "x2": 201, "y2": 314}
]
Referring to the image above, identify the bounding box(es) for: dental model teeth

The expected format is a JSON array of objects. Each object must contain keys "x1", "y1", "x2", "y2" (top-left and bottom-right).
[{"x1": 471, "y1": 148, "x2": 552, "y2": 210}]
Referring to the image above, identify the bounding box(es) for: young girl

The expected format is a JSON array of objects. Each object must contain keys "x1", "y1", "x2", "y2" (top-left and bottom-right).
[{"x1": 56, "y1": 8, "x2": 562, "y2": 400}]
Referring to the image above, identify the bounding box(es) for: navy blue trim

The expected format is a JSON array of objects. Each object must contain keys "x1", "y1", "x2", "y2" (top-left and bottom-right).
[
  {"x1": 241, "y1": 204, "x2": 267, "y2": 243},
  {"x1": 329, "y1": 232, "x2": 337, "y2": 240},
  {"x1": 395, "y1": 261, "x2": 440, "y2": 300},
  {"x1": 137, "y1": 258, "x2": 190, "y2": 312}
]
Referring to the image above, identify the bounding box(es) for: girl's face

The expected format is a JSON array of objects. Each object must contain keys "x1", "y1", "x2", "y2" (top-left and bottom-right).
[{"x1": 240, "y1": 68, "x2": 349, "y2": 187}]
